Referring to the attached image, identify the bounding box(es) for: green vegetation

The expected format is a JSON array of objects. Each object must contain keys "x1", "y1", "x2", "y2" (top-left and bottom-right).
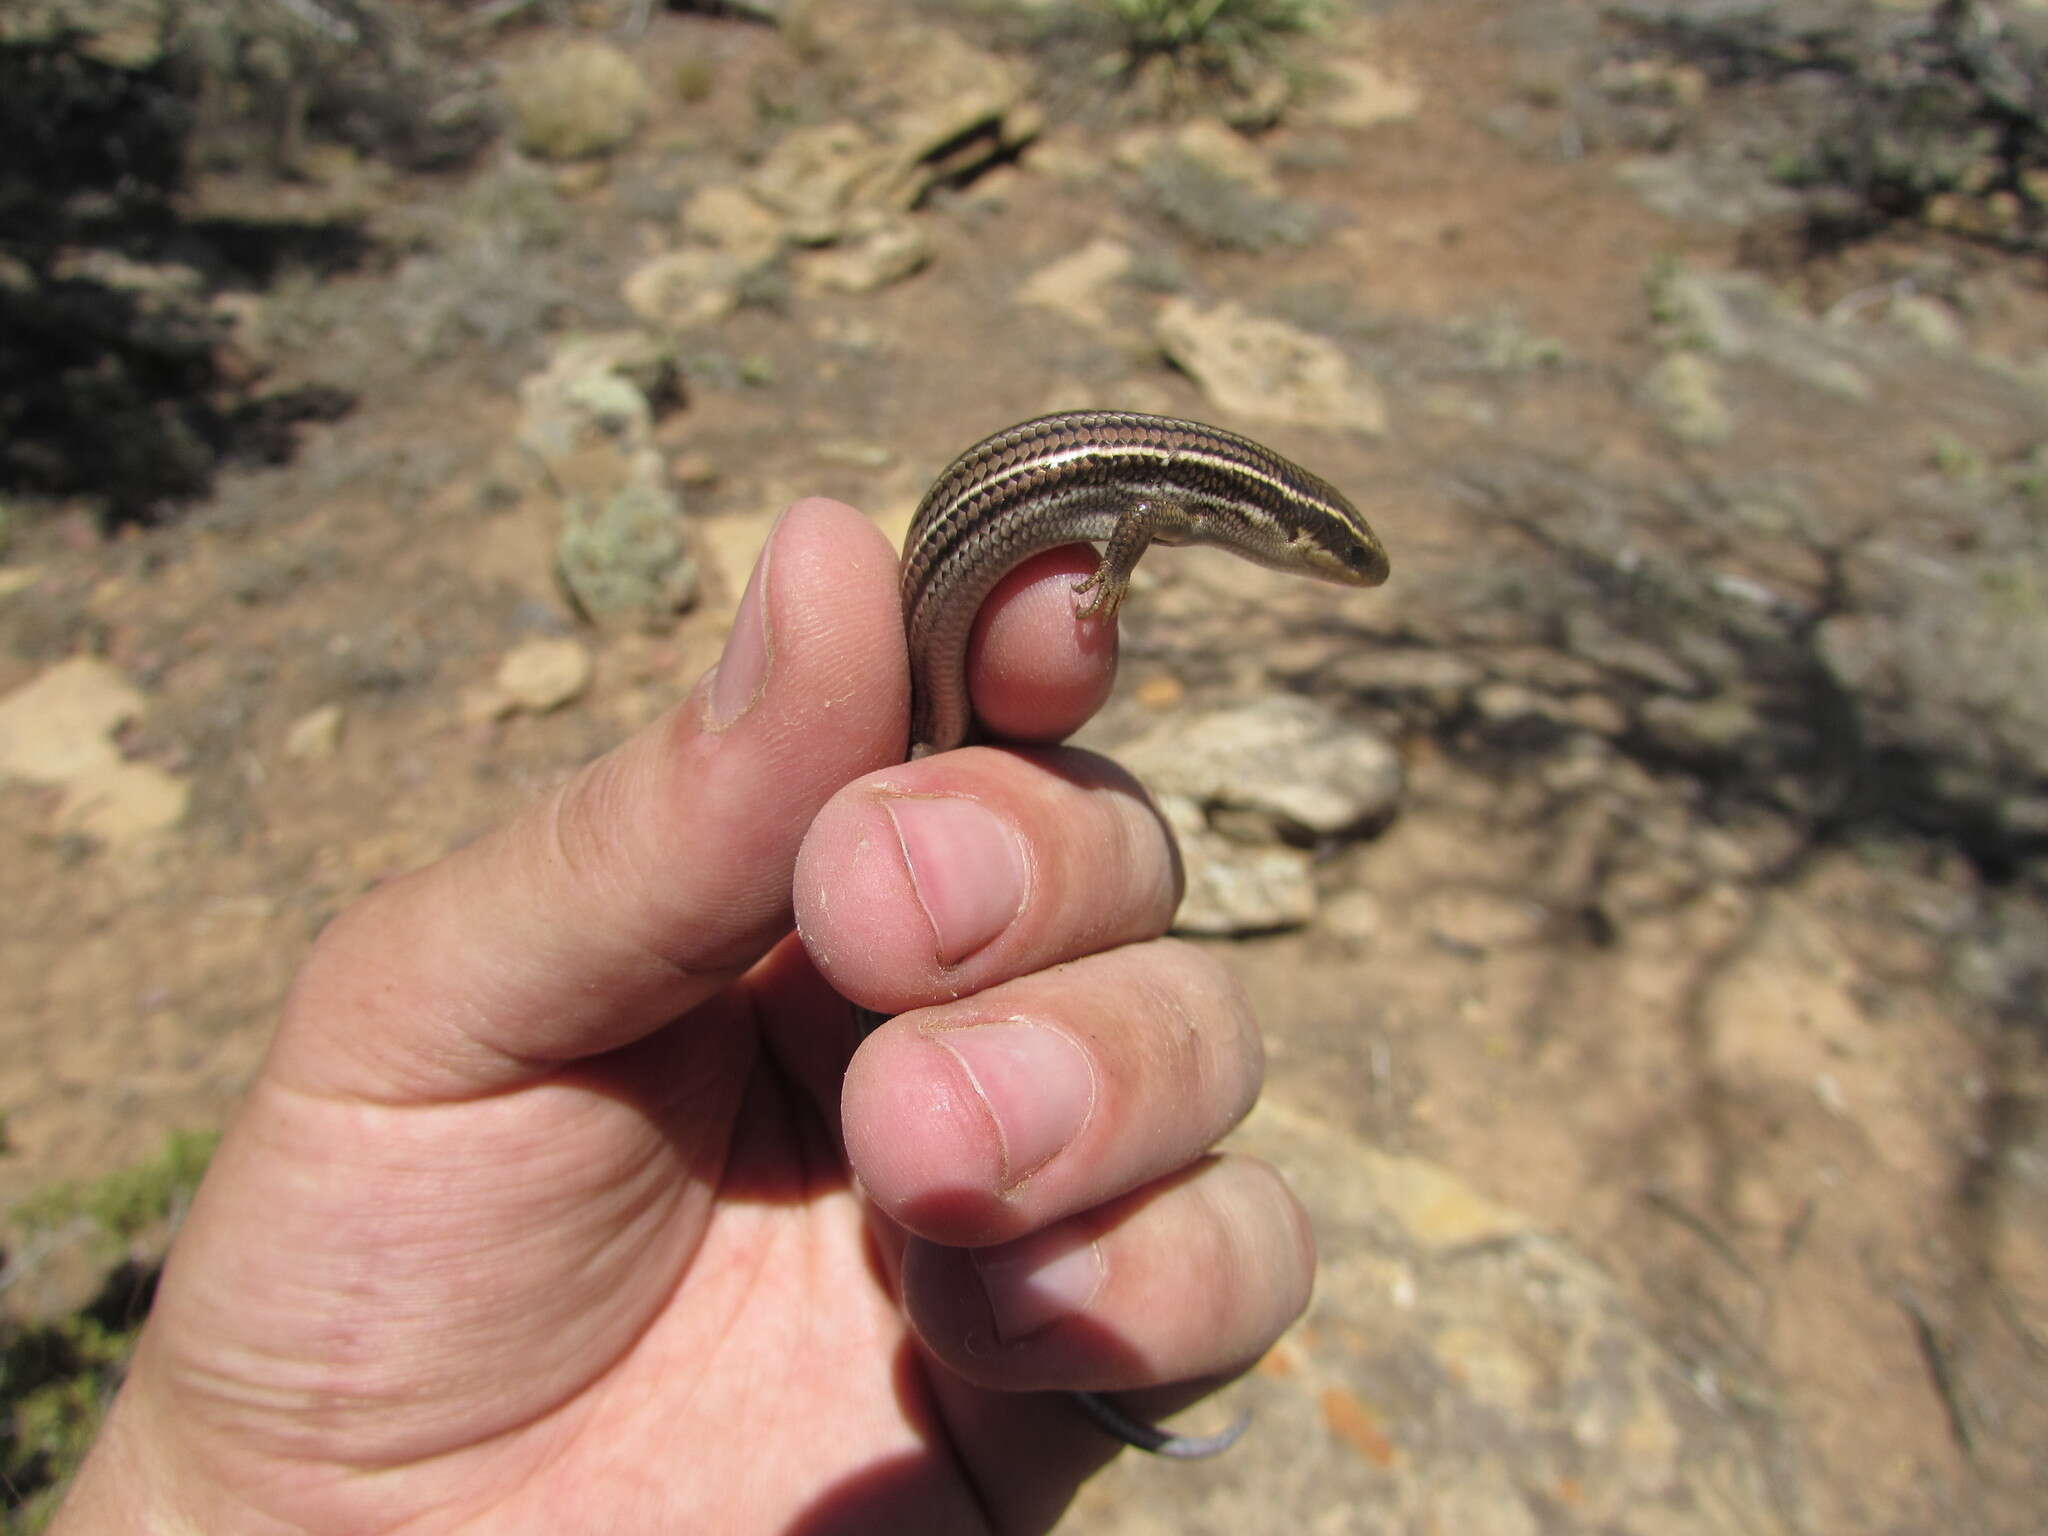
[
  {"x1": 1267, "y1": 279, "x2": 1378, "y2": 338},
  {"x1": 3, "y1": 1310, "x2": 132, "y2": 1532},
  {"x1": 1141, "y1": 148, "x2": 1316, "y2": 250},
  {"x1": 1449, "y1": 306, "x2": 1569, "y2": 374},
  {"x1": 2011, "y1": 443, "x2": 2048, "y2": 507},
  {"x1": 1088, "y1": 0, "x2": 1328, "y2": 119},
  {"x1": 4, "y1": 1130, "x2": 219, "y2": 1529},
  {"x1": 1093, "y1": 0, "x2": 1325, "y2": 65},
  {"x1": 734, "y1": 259, "x2": 793, "y2": 313},
  {"x1": 1124, "y1": 246, "x2": 1191, "y2": 293},
  {"x1": 673, "y1": 57, "x2": 718, "y2": 104},
  {"x1": 1644, "y1": 255, "x2": 1691, "y2": 334},
  {"x1": 11, "y1": 1130, "x2": 218, "y2": 1247},
  {"x1": 458, "y1": 160, "x2": 572, "y2": 249},
  {"x1": 498, "y1": 39, "x2": 651, "y2": 162},
  {"x1": 1627, "y1": 2, "x2": 2048, "y2": 251},
  {"x1": 684, "y1": 351, "x2": 778, "y2": 390},
  {"x1": 1929, "y1": 431, "x2": 1988, "y2": 487}
]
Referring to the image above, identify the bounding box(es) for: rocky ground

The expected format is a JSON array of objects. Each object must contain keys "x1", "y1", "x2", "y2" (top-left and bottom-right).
[{"x1": 3, "y1": 1, "x2": 2046, "y2": 1531}]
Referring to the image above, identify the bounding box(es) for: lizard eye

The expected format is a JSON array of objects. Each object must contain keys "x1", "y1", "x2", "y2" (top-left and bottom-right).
[{"x1": 1307, "y1": 536, "x2": 1387, "y2": 585}]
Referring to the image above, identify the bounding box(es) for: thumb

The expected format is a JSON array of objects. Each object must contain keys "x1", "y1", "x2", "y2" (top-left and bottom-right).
[{"x1": 271, "y1": 498, "x2": 905, "y2": 1102}]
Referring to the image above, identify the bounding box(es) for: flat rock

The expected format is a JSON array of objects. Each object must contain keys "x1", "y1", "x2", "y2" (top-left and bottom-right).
[
  {"x1": 1115, "y1": 695, "x2": 1399, "y2": 935},
  {"x1": 749, "y1": 123, "x2": 897, "y2": 245},
  {"x1": 282, "y1": 703, "x2": 344, "y2": 762},
  {"x1": 1157, "y1": 792, "x2": 1319, "y2": 935},
  {"x1": 0, "y1": 657, "x2": 187, "y2": 844},
  {"x1": 680, "y1": 183, "x2": 788, "y2": 266},
  {"x1": 55, "y1": 761, "x2": 187, "y2": 844},
  {"x1": 747, "y1": 29, "x2": 1033, "y2": 244},
  {"x1": 1061, "y1": 1100, "x2": 1790, "y2": 1535},
  {"x1": 1639, "y1": 692, "x2": 1765, "y2": 759},
  {"x1": 1120, "y1": 694, "x2": 1403, "y2": 841},
  {"x1": 517, "y1": 330, "x2": 676, "y2": 468},
  {"x1": 623, "y1": 247, "x2": 752, "y2": 329},
  {"x1": 496, "y1": 637, "x2": 594, "y2": 713},
  {"x1": 1019, "y1": 238, "x2": 1133, "y2": 329},
  {"x1": 0, "y1": 656, "x2": 139, "y2": 783},
  {"x1": 800, "y1": 210, "x2": 933, "y2": 295},
  {"x1": 1157, "y1": 299, "x2": 1387, "y2": 435}
]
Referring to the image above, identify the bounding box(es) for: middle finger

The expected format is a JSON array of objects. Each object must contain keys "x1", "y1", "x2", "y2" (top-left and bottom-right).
[
  {"x1": 793, "y1": 744, "x2": 1183, "y2": 1016},
  {"x1": 842, "y1": 938, "x2": 1262, "y2": 1248}
]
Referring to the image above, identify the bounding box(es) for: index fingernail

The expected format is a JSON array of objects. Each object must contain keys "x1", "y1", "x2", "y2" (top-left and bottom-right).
[{"x1": 884, "y1": 795, "x2": 1028, "y2": 965}]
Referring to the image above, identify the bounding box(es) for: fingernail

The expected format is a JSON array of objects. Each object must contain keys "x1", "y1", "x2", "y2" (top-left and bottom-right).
[
  {"x1": 974, "y1": 1227, "x2": 1105, "y2": 1343},
  {"x1": 706, "y1": 515, "x2": 777, "y2": 730},
  {"x1": 935, "y1": 1020, "x2": 1095, "y2": 1187},
  {"x1": 883, "y1": 796, "x2": 1028, "y2": 965}
]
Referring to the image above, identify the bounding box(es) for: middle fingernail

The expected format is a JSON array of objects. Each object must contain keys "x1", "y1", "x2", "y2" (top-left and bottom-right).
[
  {"x1": 935, "y1": 1020, "x2": 1096, "y2": 1188},
  {"x1": 884, "y1": 795, "x2": 1029, "y2": 965},
  {"x1": 973, "y1": 1225, "x2": 1105, "y2": 1342}
]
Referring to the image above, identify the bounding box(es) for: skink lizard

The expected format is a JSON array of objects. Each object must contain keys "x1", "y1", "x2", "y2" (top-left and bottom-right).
[{"x1": 886, "y1": 409, "x2": 1390, "y2": 1456}]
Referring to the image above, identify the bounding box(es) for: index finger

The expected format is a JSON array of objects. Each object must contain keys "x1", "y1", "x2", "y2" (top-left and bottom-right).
[{"x1": 959, "y1": 545, "x2": 1118, "y2": 749}]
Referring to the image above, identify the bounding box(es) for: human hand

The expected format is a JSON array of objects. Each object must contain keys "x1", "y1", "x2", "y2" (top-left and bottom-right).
[{"x1": 54, "y1": 499, "x2": 1314, "y2": 1534}]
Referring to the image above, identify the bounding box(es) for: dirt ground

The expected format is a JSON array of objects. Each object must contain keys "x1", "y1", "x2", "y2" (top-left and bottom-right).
[{"x1": 3, "y1": 1, "x2": 2045, "y2": 1531}]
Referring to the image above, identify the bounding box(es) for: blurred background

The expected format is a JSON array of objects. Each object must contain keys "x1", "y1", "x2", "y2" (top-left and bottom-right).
[{"x1": 2, "y1": 1, "x2": 2044, "y2": 1529}]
